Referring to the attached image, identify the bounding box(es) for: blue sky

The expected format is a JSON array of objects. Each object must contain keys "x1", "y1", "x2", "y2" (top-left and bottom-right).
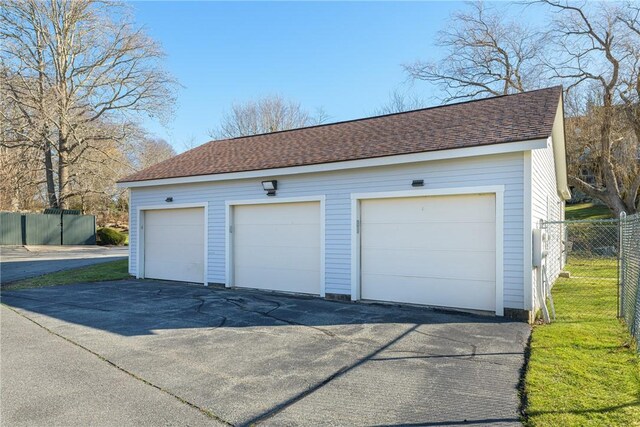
[{"x1": 129, "y1": 1, "x2": 533, "y2": 152}]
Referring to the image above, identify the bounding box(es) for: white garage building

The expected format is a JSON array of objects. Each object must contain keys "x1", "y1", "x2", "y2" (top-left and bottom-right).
[{"x1": 118, "y1": 87, "x2": 570, "y2": 320}]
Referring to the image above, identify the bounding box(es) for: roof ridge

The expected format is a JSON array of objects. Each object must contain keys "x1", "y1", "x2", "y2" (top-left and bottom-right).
[{"x1": 205, "y1": 85, "x2": 563, "y2": 144}]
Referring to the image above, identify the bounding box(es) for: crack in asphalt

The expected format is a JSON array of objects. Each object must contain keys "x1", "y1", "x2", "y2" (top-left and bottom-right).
[
  {"x1": 204, "y1": 294, "x2": 338, "y2": 338},
  {"x1": 7, "y1": 284, "x2": 345, "y2": 342},
  {"x1": 370, "y1": 329, "x2": 522, "y2": 368},
  {"x1": 246, "y1": 294, "x2": 339, "y2": 338},
  {"x1": 410, "y1": 329, "x2": 525, "y2": 367},
  {"x1": 412, "y1": 329, "x2": 478, "y2": 356},
  {"x1": 191, "y1": 296, "x2": 227, "y2": 328}
]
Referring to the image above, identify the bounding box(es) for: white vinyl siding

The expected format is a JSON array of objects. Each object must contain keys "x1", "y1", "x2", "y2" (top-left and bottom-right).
[
  {"x1": 531, "y1": 139, "x2": 564, "y2": 303},
  {"x1": 129, "y1": 152, "x2": 526, "y2": 309}
]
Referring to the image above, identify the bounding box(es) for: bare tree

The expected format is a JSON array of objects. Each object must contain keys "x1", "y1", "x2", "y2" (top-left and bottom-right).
[
  {"x1": 404, "y1": 1, "x2": 547, "y2": 102},
  {"x1": 1, "y1": 0, "x2": 176, "y2": 208},
  {"x1": 313, "y1": 106, "x2": 331, "y2": 126},
  {"x1": 543, "y1": 0, "x2": 640, "y2": 215},
  {"x1": 58, "y1": 129, "x2": 176, "y2": 218},
  {"x1": 0, "y1": 63, "x2": 58, "y2": 206},
  {"x1": 374, "y1": 88, "x2": 428, "y2": 115},
  {"x1": 210, "y1": 95, "x2": 327, "y2": 139},
  {"x1": 0, "y1": 65, "x2": 48, "y2": 210},
  {"x1": 130, "y1": 137, "x2": 177, "y2": 171},
  {"x1": 0, "y1": 144, "x2": 44, "y2": 211},
  {"x1": 65, "y1": 128, "x2": 131, "y2": 214},
  {"x1": 403, "y1": 0, "x2": 639, "y2": 214}
]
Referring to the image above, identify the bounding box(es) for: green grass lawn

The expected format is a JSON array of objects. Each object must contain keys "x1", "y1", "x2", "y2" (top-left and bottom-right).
[
  {"x1": 524, "y1": 257, "x2": 640, "y2": 426},
  {"x1": 565, "y1": 203, "x2": 614, "y2": 220},
  {"x1": 3, "y1": 259, "x2": 130, "y2": 291}
]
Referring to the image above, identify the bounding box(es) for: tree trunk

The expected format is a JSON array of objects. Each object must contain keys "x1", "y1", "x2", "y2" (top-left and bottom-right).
[
  {"x1": 43, "y1": 139, "x2": 58, "y2": 208},
  {"x1": 568, "y1": 175, "x2": 628, "y2": 217},
  {"x1": 58, "y1": 131, "x2": 69, "y2": 210},
  {"x1": 624, "y1": 174, "x2": 640, "y2": 215},
  {"x1": 606, "y1": 195, "x2": 628, "y2": 218},
  {"x1": 593, "y1": 97, "x2": 632, "y2": 217},
  {"x1": 34, "y1": 23, "x2": 57, "y2": 209}
]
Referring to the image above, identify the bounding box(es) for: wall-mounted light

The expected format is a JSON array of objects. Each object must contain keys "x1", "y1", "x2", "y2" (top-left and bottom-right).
[
  {"x1": 165, "y1": 197, "x2": 174, "y2": 202},
  {"x1": 411, "y1": 179, "x2": 424, "y2": 187},
  {"x1": 262, "y1": 180, "x2": 277, "y2": 196}
]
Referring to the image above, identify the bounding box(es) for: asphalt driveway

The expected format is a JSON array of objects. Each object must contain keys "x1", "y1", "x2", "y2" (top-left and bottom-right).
[
  {"x1": 0, "y1": 245, "x2": 128, "y2": 284},
  {"x1": 1, "y1": 281, "x2": 530, "y2": 426}
]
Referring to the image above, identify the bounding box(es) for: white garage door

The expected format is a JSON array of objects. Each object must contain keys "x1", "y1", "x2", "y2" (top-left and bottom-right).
[
  {"x1": 360, "y1": 194, "x2": 496, "y2": 311},
  {"x1": 144, "y1": 207, "x2": 205, "y2": 283},
  {"x1": 233, "y1": 202, "x2": 321, "y2": 295}
]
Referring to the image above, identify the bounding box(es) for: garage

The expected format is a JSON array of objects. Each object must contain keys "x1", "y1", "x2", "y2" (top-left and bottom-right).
[
  {"x1": 231, "y1": 201, "x2": 322, "y2": 295},
  {"x1": 359, "y1": 193, "x2": 497, "y2": 312},
  {"x1": 121, "y1": 87, "x2": 568, "y2": 319},
  {"x1": 143, "y1": 207, "x2": 205, "y2": 283}
]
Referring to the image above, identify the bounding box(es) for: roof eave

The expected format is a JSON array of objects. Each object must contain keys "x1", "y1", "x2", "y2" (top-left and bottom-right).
[{"x1": 117, "y1": 137, "x2": 548, "y2": 189}]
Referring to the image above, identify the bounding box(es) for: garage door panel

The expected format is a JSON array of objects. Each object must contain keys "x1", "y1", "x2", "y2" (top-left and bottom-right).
[
  {"x1": 361, "y1": 223, "x2": 495, "y2": 252},
  {"x1": 361, "y1": 195, "x2": 495, "y2": 223},
  {"x1": 144, "y1": 207, "x2": 204, "y2": 283},
  {"x1": 146, "y1": 245, "x2": 204, "y2": 264},
  {"x1": 362, "y1": 248, "x2": 495, "y2": 281},
  {"x1": 233, "y1": 202, "x2": 321, "y2": 295},
  {"x1": 146, "y1": 225, "x2": 204, "y2": 247},
  {"x1": 235, "y1": 224, "x2": 320, "y2": 247},
  {"x1": 144, "y1": 261, "x2": 204, "y2": 283},
  {"x1": 234, "y1": 203, "x2": 320, "y2": 225},
  {"x1": 235, "y1": 266, "x2": 319, "y2": 294},
  {"x1": 361, "y1": 273, "x2": 495, "y2": 311},
  {"x1": 145, "y1": 209, "x2": 204, "y2": 226},
  {"x1": 360, "y1": 194, "x2": 496, "y2": 312},
  {"x1": 235, "y1": 246, "x2": 320, "y2": 270}
]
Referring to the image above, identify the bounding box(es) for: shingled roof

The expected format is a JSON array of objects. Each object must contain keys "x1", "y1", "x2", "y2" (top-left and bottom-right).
[{"x1": 119, "y1": 86, "x2": 562, "y2": 183}]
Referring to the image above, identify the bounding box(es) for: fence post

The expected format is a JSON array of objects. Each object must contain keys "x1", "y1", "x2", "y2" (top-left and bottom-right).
[
  {"x1": 619, "y1": 212, "x2": 626, "y2": 318},
  {"x1": 20, "y1": 214, "x2": 27, "y2": 245}
]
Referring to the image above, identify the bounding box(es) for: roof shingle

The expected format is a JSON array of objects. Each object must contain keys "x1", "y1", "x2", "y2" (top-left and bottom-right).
[{"x1": 119, "y1": 86, "x2": 562, "y2": 183}]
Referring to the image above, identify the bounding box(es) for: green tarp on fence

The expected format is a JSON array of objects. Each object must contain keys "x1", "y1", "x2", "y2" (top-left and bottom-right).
[
  {"x1": 0, "y1": 212, "x2": 96, "y2": 245},
  {"x1": 62, "y1": 214, "x2": 96, "y2": 245},
  {"x1": 0, "y1": 212, "x2": 22, "y2": 245}
]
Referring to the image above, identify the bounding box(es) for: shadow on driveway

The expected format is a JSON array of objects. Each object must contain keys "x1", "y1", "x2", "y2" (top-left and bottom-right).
[{"x1": 3, "y1": 280, "x2": 513, "y2": 336}]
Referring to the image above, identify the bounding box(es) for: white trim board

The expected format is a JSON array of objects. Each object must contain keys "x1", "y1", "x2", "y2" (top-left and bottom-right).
[
  {"x1": 350, "y1": 186, "x2": 505, "y2": 316},
  {"x1": 128, "y1": 191, "x2": 133, "y2": 274},
  {"x1": 118, "y1": 139, "x2": 547, "y2": 188},
  {"x1": 550, "y1": 98, "x2": 571, "y2": 200},
  {"x1": 523, "y1": 151, "x2": 534, "y2": 311},
  {"x1": 224, "y1": 196, "x2": 326, "y2": 297},
  {"x1": 136, "y1": 202, "x2": 209, "y2": 285}
]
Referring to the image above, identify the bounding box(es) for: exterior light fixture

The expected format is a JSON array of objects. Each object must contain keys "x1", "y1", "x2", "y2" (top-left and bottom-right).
[
  {"x1": 262, "y1": 180, "x2": 277, "y2": 196},
  {"x1": 411, "y1": 179, "x2": 424, "y2": 187},
  {"x1": 165, "y1": 197, "x2": 174, "y2": 202}
]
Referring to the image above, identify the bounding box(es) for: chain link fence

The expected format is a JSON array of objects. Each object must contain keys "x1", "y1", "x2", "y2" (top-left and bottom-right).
[
  {"x1": 542, "y1": 213, "x2": 640, "y2": 351},
  {"x1": 620, "y1": 213, "x2": 640, "y2": 350}
]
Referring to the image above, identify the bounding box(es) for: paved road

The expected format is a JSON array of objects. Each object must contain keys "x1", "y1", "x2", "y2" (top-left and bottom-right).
[
  {"x1": 1, "y1": 281, "x2": 530, "y2": 426},
  {"x1": 0, "y1": 246, "x2": 128, "y2": 284}
]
